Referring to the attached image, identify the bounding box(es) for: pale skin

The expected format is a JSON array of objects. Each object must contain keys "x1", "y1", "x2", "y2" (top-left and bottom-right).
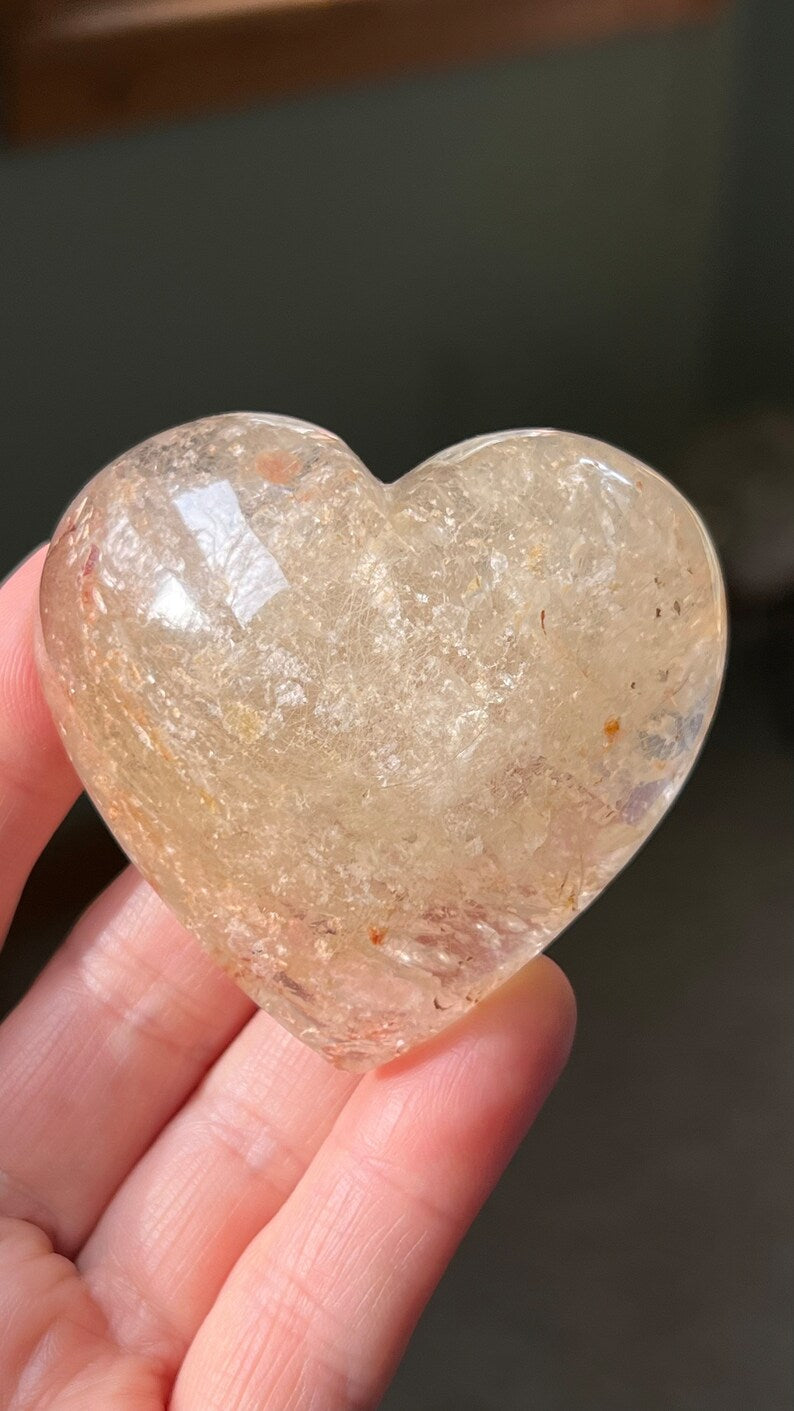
[{"x1": 0, "y1": 547, "x2": 576, "y2": 1411}]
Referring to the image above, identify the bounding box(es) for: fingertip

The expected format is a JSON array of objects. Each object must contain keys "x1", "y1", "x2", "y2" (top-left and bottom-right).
[
  {"x1": 0, "y1": 545, "x2": 73, "y2": 788},
  {"x1": 376, "y1": 951, "x2": 576, "y2": 1095},
  {"x1": 454, "y1": 954, "x2": 577, "y2": 1131},
  {"x1": 345, "y1": 954, "x2": 576, "y2": 1221},
  {"x1": 0, "y1": 543, "x2": 48, "y2": 595},
  {"x1": 496, "y1": 953, "x2": 577, "y2": 1078}
]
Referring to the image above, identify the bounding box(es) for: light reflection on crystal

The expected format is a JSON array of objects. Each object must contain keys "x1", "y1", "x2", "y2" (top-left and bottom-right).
[
  {"x1": 148, "y1": 575, "x2": 205, "y2": 632},
  {"x1": 175, "y1": 479, "x2": 289, "y2": 625}
]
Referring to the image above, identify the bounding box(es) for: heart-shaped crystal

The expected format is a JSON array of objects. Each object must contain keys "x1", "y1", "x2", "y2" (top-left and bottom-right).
[{"x1": 37, "y1": 415, "x2": 726, "y2": 1067}]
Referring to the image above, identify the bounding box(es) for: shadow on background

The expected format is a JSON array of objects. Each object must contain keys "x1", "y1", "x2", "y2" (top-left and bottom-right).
[{"x1": 1, "y1": 1, "x2": 792, "y2": 1407}]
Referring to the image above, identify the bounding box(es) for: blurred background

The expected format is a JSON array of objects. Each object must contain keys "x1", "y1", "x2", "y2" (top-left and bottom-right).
[{"x1": 1, "y1": 0, "x2": 792, "y2": 1406}]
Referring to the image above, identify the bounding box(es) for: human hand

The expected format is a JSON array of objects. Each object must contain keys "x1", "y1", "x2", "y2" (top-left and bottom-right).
[{"x1": 0, "y1": 547, "x2": 575, "y2": 1411}]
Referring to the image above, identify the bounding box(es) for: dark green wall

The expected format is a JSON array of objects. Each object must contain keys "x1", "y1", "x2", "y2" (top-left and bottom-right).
[
  {"x1": 1, "y1": 16, "x2": 737, "y2": 570},
  {"x1": 712, "y1": 0, "x2": 794, "y2": 407}
]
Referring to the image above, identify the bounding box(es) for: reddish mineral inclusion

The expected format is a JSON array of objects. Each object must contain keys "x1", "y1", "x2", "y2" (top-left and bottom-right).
[{"x1": 37, "y1": 415, "x2": 727, "y2": 1067}]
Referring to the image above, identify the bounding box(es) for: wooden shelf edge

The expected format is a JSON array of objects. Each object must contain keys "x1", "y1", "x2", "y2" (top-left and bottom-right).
[{"x1": 4, "y1": 0, "x2": 728, "y2": 145}]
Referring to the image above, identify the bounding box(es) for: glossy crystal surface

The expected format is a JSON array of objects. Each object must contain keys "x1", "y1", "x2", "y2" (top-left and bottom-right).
[{"x1": 37, "y1": 415, "x2": 726, "y2": 1066}]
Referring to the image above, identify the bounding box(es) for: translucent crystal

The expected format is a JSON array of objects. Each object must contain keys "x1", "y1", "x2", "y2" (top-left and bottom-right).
[{"x1": 37, "y1": 415, "x2": 726, "y2": 1067}]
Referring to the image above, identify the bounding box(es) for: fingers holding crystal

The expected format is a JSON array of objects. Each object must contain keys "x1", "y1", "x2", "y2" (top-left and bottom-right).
[{"x1": 171, "y1": 957, "x2": 575, "y2": 1411}]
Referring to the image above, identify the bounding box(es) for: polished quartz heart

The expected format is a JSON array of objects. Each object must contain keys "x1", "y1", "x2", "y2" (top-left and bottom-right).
[{"x1": 37, "y1": 415, "x2": 726, "y2": 1067}]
